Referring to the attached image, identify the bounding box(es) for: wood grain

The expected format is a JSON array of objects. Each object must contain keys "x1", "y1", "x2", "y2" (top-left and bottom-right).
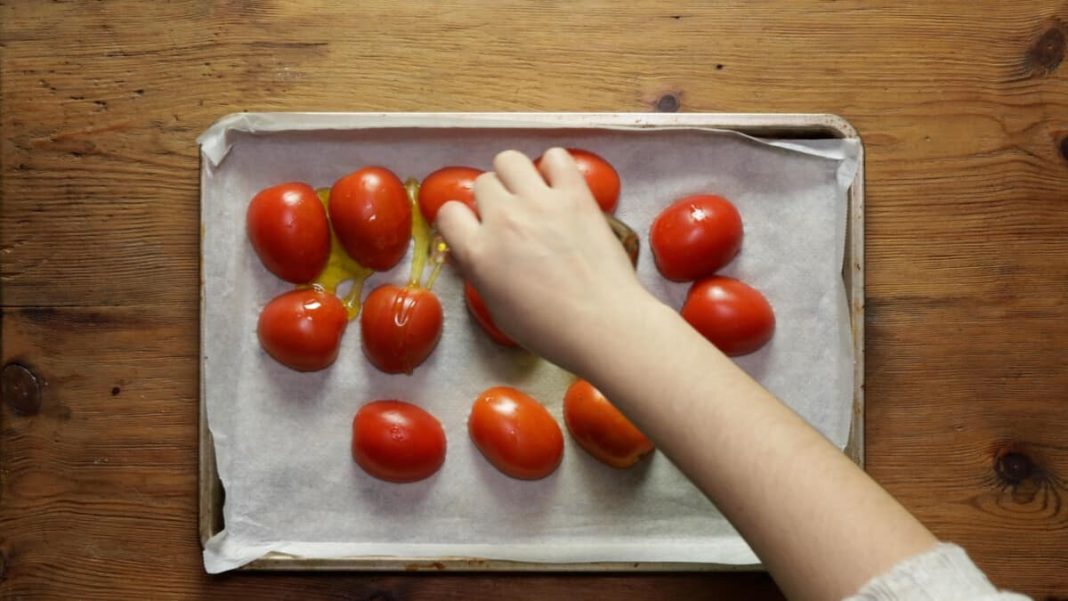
[{"x1": 2, "y1": 0, "x2": 1067, "y2": 599}]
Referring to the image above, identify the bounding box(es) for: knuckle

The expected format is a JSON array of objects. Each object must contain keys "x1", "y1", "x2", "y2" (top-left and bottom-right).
[{"x1": 464, "y1": 244, "x2": 489, "y2": 271}]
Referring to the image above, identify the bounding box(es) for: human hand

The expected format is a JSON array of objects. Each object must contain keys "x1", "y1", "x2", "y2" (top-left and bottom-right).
[
  {"x1": 436, "y1": 148, "x2": 656, "y2": 371},
  {"x1": 438, "y1": 150, "x2": 939, "y2": 601}
]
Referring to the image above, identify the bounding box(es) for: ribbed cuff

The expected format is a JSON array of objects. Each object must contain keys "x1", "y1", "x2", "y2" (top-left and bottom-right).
[{"x1": 844, "y1": 543, "x2": 1031, "y2": 601}]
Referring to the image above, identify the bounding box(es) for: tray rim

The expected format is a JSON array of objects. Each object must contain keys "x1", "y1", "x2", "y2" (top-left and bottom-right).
[{"x1": 198, "y1": 111, "x2": 865, "y2": 572}]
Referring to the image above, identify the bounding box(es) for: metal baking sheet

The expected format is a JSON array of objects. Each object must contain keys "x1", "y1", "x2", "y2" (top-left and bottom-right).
[{"x1": 198, "y1": 112, "x2": 864, "y2": 572}]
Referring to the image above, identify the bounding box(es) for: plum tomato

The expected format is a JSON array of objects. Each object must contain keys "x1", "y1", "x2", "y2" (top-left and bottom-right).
[
  {"x1": 360, "y1": 284, "x2": 443, "y2": 374},
  {"x1": 352, "y1": 400, "x2": 446, "y2": 483},
  {"x1": 246, "y1": 182, "x2": 331, "y2": 284},
  {"x1": 418, "y1": 166, "x2": 482, "y2": 223},
  {"x1": 563, "y1": 379, "x2": 653, "y2": 469},
  {"x1": 463, "y1": 281, "x2": 517, "y2": 347},
  {"x1": 650, "y1": 194, "x2": 743, "y2": 281},
  {"x1": 328, "y1": 167, "x2": 411, "y2": 271},
  {"x1": 535, "y1": 148, "x2": 620, "y2": 213},
  {"x1": 257, "y1": 288, "x2": 348, "y2": 371},
  {"x1": 681, "y1": 276, "x2": 775, "y2": 356},
  {"x1": 468, "y1": 386, "x2": 564, "y2": 480}
]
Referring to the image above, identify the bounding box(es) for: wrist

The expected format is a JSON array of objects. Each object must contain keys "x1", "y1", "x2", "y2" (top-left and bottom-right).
[{"x1": 568, "y1": 287, "x2": 679, "y2": 377}]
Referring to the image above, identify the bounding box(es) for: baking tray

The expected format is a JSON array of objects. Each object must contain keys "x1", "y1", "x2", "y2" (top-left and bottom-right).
[{"x1": 198, "y1": 112, "x2": 865, "y2": 572}]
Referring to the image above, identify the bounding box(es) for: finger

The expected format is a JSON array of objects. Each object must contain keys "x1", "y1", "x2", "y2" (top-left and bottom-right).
[
  {"x1": 472, "y1": 171, "x2": 511, "y2": 217},
  {"x1": 537, "y1": 147, "x2": 586, "y2": 190},
  {"x1": 493, "y1": 150, "x2": 547, "y2": 196},
  {"x1": 436, "y1": 201, "x2": 481, "y2": 267}
]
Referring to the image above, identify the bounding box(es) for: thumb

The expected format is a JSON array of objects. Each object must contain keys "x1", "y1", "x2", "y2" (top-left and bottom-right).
[{"x1": 436, "y1": 201, "x2": 481, "y2": 268}]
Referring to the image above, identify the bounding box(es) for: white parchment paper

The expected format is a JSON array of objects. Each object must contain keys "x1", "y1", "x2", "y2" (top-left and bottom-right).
[{"x1": 199, "y1": 114, "x2": 859, "y2": 573}]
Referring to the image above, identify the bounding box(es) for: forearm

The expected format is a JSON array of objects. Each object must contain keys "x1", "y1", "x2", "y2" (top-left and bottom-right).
[
  {"x1": 435, "y1": 148, "x2": 939, "y2": 600},
  {"x1": 577, "y1": 293, "x2": 936, "y2": 601}
]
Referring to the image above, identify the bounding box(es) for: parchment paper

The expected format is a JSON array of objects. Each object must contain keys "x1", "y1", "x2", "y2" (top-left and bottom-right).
[{"x1": 198, "y1": 114, "x2": 859, "y2": 573}]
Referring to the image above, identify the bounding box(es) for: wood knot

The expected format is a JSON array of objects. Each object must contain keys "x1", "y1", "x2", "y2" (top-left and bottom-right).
[
  {"x1": 1, "y1": 363, "x2": 42, "y2": 415},
  {"x1": 978, "y1": 443, "x2": 1066, "y2": 522},
  {"x1": 995, "y1": 451, "x2": 1034, "y2": 485},
  {"x1": 1027, "y1": 25, "x2": 1065, "y2": 75},
  {"x1": 1059, "y1": 135, "x2": 1068, "y2": 163},
  {"x1": 655, "y1": 94, "x2": 680, "y2": 113}
]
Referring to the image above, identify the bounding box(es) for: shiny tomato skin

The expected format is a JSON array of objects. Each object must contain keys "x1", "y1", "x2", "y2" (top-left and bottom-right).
[
  {"x1": 681, "y1": 276, "x2": 775, "y2": 356},
  {"x1": 418, "y1": 166, "x2": 482, "y2": 223},
  {"x1": 352, "y1": 400, "x2": 446, "y2": 483},
  {"x1": 328, "y1": 167, "x2": 411, "y2": 271},
  {"x1": 468, "y1": 386, "x2": 564, "y2": 480},
  {"x1": 360, "y1": 284, "x2": 443, "y2": 374},
  {"x1": 650, "y1": 195, "x2": 743, "y2": 282},
  {"x1": 463, "y1": 281, "x2": 517, "y2": 347},
  {"x1": 535, "y1": 148, "x2": 620, "y2": 213},
  {"x1": 563, "y1": 379, "x2": 653, "y2": 469},
  {"x1": 246, "y1": 182, "x2": 331, "y2": 284},
  {"x1": 257, "y1": 289, "x2": 348, "y2": 371}
]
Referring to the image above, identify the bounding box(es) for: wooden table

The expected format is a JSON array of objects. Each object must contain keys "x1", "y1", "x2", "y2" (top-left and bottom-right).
[{"x1": 2, "y1": 2, "x2": 1066, "y2": 599}]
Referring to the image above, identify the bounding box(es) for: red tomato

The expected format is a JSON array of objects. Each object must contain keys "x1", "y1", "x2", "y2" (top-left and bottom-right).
[
  {"x1": 418, "y1": 166, "x2": 482, "y2": 223},
  {"x1": 360, "y1": 284, "x2": 443, "y2": 374},
  {"x1": 650, "y1": 194, "x2": 743, "y2": 282},
  {"x1": 257, "y1": 289, "x2": 348, "y2": 371},
  {"x1": 352, "y1": 400, "x2": 446, "y2": 483},
  {"x1": 328, "y1": 167, "x2": 411, "y2": 271},
  {"x1": 535, "y1": 148, "x2": 620, "y2": 213},
  {"x1": 463, "y1": 281, "x2": 517, "y2": 347},
  {"x1": 468, "y1": 386, "x2": 564, "y2": 480},
  {"x1": 246, "y1": 182, "x2": 330, "y2": 284},
  {"x1": 681, "y1": 276, "x2": 775, "y2": 356},
  {"x1": 563, "y1": 379, "x2": 653, "y2": 469}
]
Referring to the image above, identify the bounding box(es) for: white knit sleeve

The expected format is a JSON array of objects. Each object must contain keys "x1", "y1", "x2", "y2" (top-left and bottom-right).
[{"x1": 843, "y1": 543, "x2": 1031, "y2": 601}]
